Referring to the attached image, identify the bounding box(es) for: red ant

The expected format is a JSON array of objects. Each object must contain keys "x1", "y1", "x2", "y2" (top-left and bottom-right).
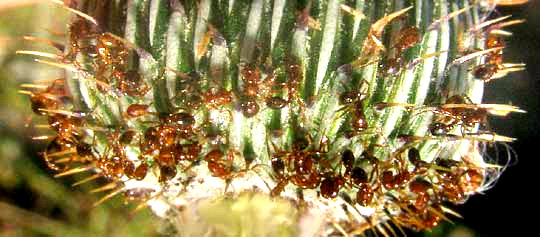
[
  {"x1": 375, "y1": 94, "x2": 525, "y2": 136},
  {"x1": 268, "y1": 133, "x2": 328, "y2": 196},
  {"x1": 382, "y1": 25, "x2": 421, "y2": 75}
]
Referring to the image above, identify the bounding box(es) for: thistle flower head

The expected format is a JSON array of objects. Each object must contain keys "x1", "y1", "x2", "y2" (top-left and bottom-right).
[{"x1": 19, "y1": 0, "x2": 527, "y2": 235}]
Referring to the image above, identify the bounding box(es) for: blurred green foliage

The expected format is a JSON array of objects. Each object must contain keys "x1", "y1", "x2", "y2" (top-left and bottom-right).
[{"x1": 0, "y1": 3, "x2": 158, "y2": 236}]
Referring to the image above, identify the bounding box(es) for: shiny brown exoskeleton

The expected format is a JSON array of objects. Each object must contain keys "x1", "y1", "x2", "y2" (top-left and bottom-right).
[
  {"x1": 176, "y1": 142, "x2": 202, "y2": 162},
  {"x1": 239, "y1": 97, "x2": 259, "y2": 118},
  {"x1": 428, "y1": 95, "x2": 489, "y2": 135},
  {"x1": 265, "y1": 96, "x2": 288, "y2": 109},
  {"x1": 203, "y1": 87, "x2": 233, "y2": 109},
  {"x1": 338, "y1": 81, "x2": 369, "y2": 136},
  {"x1": 380, "y1": 157, "x2": 410, "y2": 190},
  {"x1": 98, "y1": 156, "x2": 125, "y2": 179},
  {"x1": 204, "y1": 149, "x2": 234, "y2": 178},
  {"x1": 341, "y1": 149, "x2": 355, "y2": 175},
  {"x1": 290, "y1": 152, "x2": 321, "y2": 189},
  {"x1": 115, "y1": 70, "x2": 150, "y2": 97},
  {"x1": 140, "y1": 126, "x2": 160, "y2": 155},
  {"x1": 159, "y1": 165, "x2": 177, "y2": 182},
  {"x1": 409, "y1": 178, "x2": 433, "y2": 210},
  {"x1": 269, "y1": 135, "x2": 326, "y2": 196},
  {"x1": 239, "y1": 66, "x2": 281, "y2": 117},
  {"x1": 472, "y1": 33, "x2": 505, "y2": 81},
  {"x1": 30, "y1": 93, "x2": 59, "y2": 116},
  {"x1": 241, "y1": 66, "x2": 262, "y2": 98},
  {"x1": 161, "y1": 112, "x2": 196, "y2": 138},
  {"x1": 119, "y1": 130, "x2": 137, "y2": 145},
  {"x1": 286, "y1": 63, "x2": 303, "y2": 104},
  {"x1": 408, "y1": 147, "x2": 429, "y2": 170},
  {"x1": 382, "y1": 26, "x2": 421, "y2": 75},
  {"x1": 320, "y1": 175, "x2": 345, "y2": 199},
  {"x1": 67, "y1": 18, "x2": 99, "y2": 59},
  {"x1": 126, "y1": 104, "x2": 151, "y2": 118},
  {"x1": 356, "y1": 183, "x2": 374, "y2": 206},
  {"x1": 96, "y1": 33, "x2": 129, "y2": 67},
  {"x1": 394, "y1": 26, "x2": 421, "y2": 55},
  {"x1": 458, "y1": 169, "x2": 483, "y2": 194},
  {"x1": 47, "y1": 114, "x2": 83, "y2": 140},
  {"x1": 43, "y1": 136, "x2": 76, "y2": 172}
]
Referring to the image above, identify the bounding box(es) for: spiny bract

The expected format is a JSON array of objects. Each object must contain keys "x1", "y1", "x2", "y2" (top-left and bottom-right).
[{"x1": 20, "y1": 0, "x2": 526, "y2": 235}]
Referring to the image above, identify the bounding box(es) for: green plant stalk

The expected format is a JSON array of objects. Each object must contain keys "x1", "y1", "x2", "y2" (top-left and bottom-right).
[{"x1": 25, "y1": 0, "x2": 526, "y2": 235}]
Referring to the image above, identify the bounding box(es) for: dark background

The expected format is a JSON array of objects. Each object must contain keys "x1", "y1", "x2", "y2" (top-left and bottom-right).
[{"x1": 457, "y1": 1, "x2": 540, "y2": 236}]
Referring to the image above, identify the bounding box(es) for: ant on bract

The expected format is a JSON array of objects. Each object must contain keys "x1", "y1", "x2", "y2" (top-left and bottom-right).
[
  {"x1": 337, "y1": 80, "x2": 369, "y2": 127},
  {"x1": 472, "y1": 21, "x2": 525, "y2": 81},
  {"x1": 165, "y1": 69, "x2": 204, "y2": 110},
  {"x1": 237, "y1": 64, "x2": 284, "y2": 117},
  {"x1": 375, "y1": 94, "x2": 525, "y2": 136},
  {"x1": 267, "y1": 130, "x2": 334, "y2": 197},
  {"x1": 446, "y1": 15, "x2": 525, "y2": 82},
  {"x1": 381, "y1": 25, "x2": 422, "y2": 76},
  {"x1": 395, "y1": 134, "x2": 504, "y2": 204}
]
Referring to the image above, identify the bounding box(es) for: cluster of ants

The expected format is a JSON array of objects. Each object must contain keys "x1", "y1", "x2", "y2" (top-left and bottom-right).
[
  {"x1": 470, "y1": 16, "x2": 525, "y2": 82},
  {"x1": 20, "y1": 12, "x2": 309, "y2": 196},
  {"x1": 18, "y1": 1, "x2": 526, "y2": 234}
]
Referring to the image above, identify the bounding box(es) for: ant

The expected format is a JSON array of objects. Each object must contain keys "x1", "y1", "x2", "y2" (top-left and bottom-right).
[
  {"x1": 408, "y1": 178, "x2": 433, "y2": 211},
  {"x1": 126, "y1": 104, "x2": 151, "y2": 118},
  {"x1": 468, "y1": 17, "x2": 525, "y2": 82},
  {"x1": 97, "y1": 155, "x2": 125, "y2": 179},
  {"x1": 407, "y1": 147, "x2": 429, "y2": 171},
  {"x1": 268, "y1": 133, "x2": 328, "y2": 196},
  {"x1": 471, "y1": 35, "x2": 525, "y2": 81},
  {"x1": 285, "y1": 63, "x2": 303, "y2": 107},
  {"x1": 175, "y1": 142, "x2": 202, "y2": 162},
  {"x1": 394, "y1": 26, "x2": 421, "y2": 55},
  {"x1": 42, "y1": 136, "x2": 77, "y2": 172},
  {"x1": 338, "y1": 150, "x2": 379, "y2": 206},
  {"x1": 238, "y1": 97, "x2": 259, "y2": 118},
  {"x1": 66, "y1": 17, "x2": 100, "y2": 59},
  {"x1": 241, "y1": 66, "x2": 278, "y2": 98},
  {"x1": 320, "y1": 149, "x2": 372, "y2": 200},
  {"x1": 114, "y1": 69, "x2": 150, "y2": 97},
  {"x1": 166, "y1": 69, "x2": 203, "y2": 110},
  {"x1": 320, "y1": 174, "x2": 345, "y2": 199},
  {"x1": 237, "y1": 65, "x2": 282, "y2": 117},
  {"x1": 429, "y1": 157, "x2": 469, "y2": 204},
  {"x1": 133, "y1": 110, "x2": 198, "y2": 153},
  {"x1": 429, "y1": 95, "x2": 524, "y2": 134},
  {"x1": 336, "y1": 80, "x2": 371, "y2": 136},
  {"x1": 98, "y1": 130, "x2": 148, "y2": 181},
  {"x1": 204, "y1": 149, "x2": 234, "y2": 178},
  {"x1": 203, "y1": 87, "x2": 233, "y2": 109},
  {"x1": 160, "y1": 112, "x2": 197, "y2": 139},
  {"x1": 21, "y1": 78, "x2": 69, "y2": 116},
  {"x1": 397, "y1": 204, "x2": 445, "y2": 231},
  {"x1": 140, "y1": 126, "x2": 160, "y2": 155},
  {"x1": 204, "y1": 147, "x2": 261, "y2": 181},
  {"x1": 68, "y1": 30, "x2": 150, "y2": 97},
  {"x1": 375, "y1": 94, "x2": 525, "y2": 135},
  {"x1": 132, "y1": 162, "x2": 149, "y2": 180},
  {"x1": 158, "y1": 165, "x2": 177, "y2": 182},
  {"x1": 265, "y1": 96, "x2": 288, "y2": 109},
  {"x1": 356, "y1": 183, "x2": 374, "y2": 207},
  {"x1": 96, "y1": 33, "x2": 130, "y2": 67},
  {"x1": 47, "y1": 113, "x2": 84, "y2": 140},
  {"x1": 29, "y1": 92, "x2": 60, "y2": 116},
  {"x1": 380, "y1": 159, "x2": 410, "y2": 190},
  {"x1": 382, "y1": 25, "x2": 421, "y2": 75}
]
